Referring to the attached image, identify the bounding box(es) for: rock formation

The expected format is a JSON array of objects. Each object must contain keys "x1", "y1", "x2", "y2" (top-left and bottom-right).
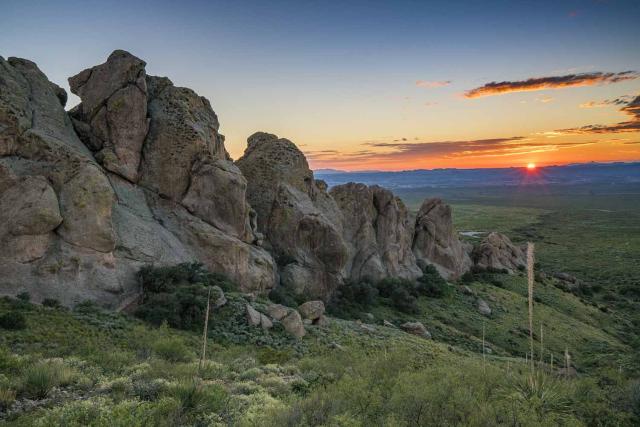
[
  {"x1": 472, "y1": 232, "x2": 526, "y2": 273},
  {"x1": 236, "y1": 132, "x2": 348, "y2": 300},
  {"x1": 412, "y1": 198, "x2": 472, "y2": 279},
  {"x1": 330, "y1": 183, "x2": 422, "y2": 283},
  {"x1": 0, "y1": 51, "x2": 275, "y2": 307},
  {"x1": 1, "y1": 48, "x2": 522, "y2": 310}
]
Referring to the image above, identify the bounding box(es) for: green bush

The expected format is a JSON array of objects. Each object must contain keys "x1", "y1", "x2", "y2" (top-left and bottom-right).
[
  {"x1": 0, "y1": 387, "x2": 16, "y2": 411},
  {"x1": 327, "y1": 280, "x2": 379, "y2": 318},
  {"x1": 21, "y1": 360, "x2": 76, "y2": 399},
  {"x1": 167, "y1": 378, "x2": 228, "y2": 417},
  {"x1": 152, "y1": 337, "x2": 193, "y2": 363},
  {"x1": 16, "y1": 291, "x2": 31, "y2": 302},
  {"x1": 135, "y1": 263, "x2": 237, "y2": 330},
  {"x1": 0, "y1": 311, "x2": 26, "y2": 330},
  {"x1": 390, "y1": 287, "x2": 419, "y2": 314},
  {"x1": 268, "y1": 286, "x2": 302, "y2": 308},
  {"x1": 415, "y1": 265, "x2": 449, "y2": 298},
  {"x1": 42, "y1": 298, "x2": 62, "y2": 308}
]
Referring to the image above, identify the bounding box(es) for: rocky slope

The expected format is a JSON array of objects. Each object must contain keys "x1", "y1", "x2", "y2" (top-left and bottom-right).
[{"x1": 0, "y1": 50, "x2": 523, "y2": 307}]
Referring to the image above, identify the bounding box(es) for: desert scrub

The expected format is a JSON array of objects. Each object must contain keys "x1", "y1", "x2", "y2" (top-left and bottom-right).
[
  {"x1": 0, "y1": 311, "x2": 26, "y2": 330},
  {"x1": 152, "y1": 337, "x2": 193, "y2": 363},
  {"x1": 0, "y1": 386, "x2": 16, "y2": 411},
  {"x1": 21, "y1": 359, "x2": 77, "y2": 399},
  {"x1": 166, "y1": 378, "x2": 228, "y2": 419}
]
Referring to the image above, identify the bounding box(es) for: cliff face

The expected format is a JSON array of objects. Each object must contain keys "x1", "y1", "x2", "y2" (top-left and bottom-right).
[{"x1": 0, "y1": 50, "x2": 500, "y2": 307}]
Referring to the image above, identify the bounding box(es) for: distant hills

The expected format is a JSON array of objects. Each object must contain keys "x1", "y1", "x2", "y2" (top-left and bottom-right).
[{"x1": 314, "y1": 162, "x2": 640, "y2": 189}]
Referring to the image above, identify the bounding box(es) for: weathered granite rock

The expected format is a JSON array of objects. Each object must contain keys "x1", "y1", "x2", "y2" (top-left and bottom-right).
[
  {"x1": 412, "y1": 198, "x2": 472, "y2": 280},
  {"x1": 246, "y1": 304, "x2": 261, "y2": 326},
  {"x1": 282, "y1": 310, "x2": 306, "y2": 338},
  {"x1": 260, "y1": 313, "x2": 273, "y2": 330},
  {"x1": 400, "y1": 321, "x2": 432, "y2": 339},
  {"x1": 472, "y1": 232, "x2": 526, "y2": 273},
  {"x1": 298, "y1": 300, "x2": 325, "y2": 320},
  {"x1": 0, "y1": 51, "x2": 276, "y2": 307},
  {"x1": 330, "y1": 183, "x2": 422, "y2": 283},
  {"x1": 266, "y1": 304, "x2": 290, "y2": 321},
  {"x1": 478, "y1": 298, "x2": 492, "y2": 316},
  {"x1": 69, "y1": 50, "x2": 149, "y2": 182},
  {"x1": 237, "y1": 133, "x2": 348, "y2": 300},
  {"x1": 140, "y1": 76, "x2": 227, "y2": 201}
]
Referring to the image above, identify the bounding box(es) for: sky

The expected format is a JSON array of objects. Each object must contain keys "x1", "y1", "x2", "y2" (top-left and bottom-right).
[{"x1": 2, "y1": 0, "x2": 640, "y2": 171}]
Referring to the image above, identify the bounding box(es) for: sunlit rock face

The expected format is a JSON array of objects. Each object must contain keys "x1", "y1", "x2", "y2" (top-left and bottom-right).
[
  {"x1": 412, "y1": 198, "x2": 473, "y2": 280},
  {"x1": 0, "y1": 51, "x2": 275, "y2": 307}
]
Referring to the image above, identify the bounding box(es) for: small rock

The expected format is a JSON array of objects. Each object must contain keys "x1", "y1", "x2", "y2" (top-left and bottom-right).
[
  {"x1": 400, "y1": 322, "x2": 432, "y2": 339},
  {"x1": 282, "y1": 310, "x2": 306, "y2": 338},
  {"x1": 364, "y1": 312, "x2": 375, "y2": 321},
  {"x1": 329, "y1": 341, "x2": 344, "y2": 351},
  {"x1": 259, "y1": 313, "x2": 273, "y2": 330},
  {"x1": 460, "y1": 285, "x2": 475, "y2": 295},
  {"x1": 383, "y1": 319, "x2": 395, "y2": 328},
  {"x1": 313, "y1": 314, "x2": 329, "y2": 327},
  {"x1": 303, "y1": 319, "x2": 312, "y2": 326},
  {"x1": 211, "y1": 286, "x2": 227, "y2": 308},
  {"x1": 478, "y1": 299, "x2": 492, "y2": 316},
  {"x1": 360, "y1": 324, "x2": 376, "y2": 333},
  {"x1": 298, "y1": 300, "x2": 325, "y2": 320},
  {"x1": 246, "y1": 304, "x2": 261, "y2": 327},
  {"x1": 266, "y1": 303, "x2": 290, "y2": 320}
]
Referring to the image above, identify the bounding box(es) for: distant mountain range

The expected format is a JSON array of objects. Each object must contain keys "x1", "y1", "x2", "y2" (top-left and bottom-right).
[{"x1": 314, "y1": 162, "x2": 640, "y2": 189}]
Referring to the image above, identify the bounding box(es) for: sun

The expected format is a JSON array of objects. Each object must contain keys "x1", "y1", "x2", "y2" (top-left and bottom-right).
[{"x1": 527, "y1": 162, "x2": 536, "y2": 170}]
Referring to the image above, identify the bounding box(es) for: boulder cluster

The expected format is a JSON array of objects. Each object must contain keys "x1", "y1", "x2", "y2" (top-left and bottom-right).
[{"x1": 0, "y1": 50, "x2": 525, "y2": 307}]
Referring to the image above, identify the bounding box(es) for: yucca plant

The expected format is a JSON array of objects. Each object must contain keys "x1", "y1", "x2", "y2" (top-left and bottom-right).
[
  {"x1": 0, "y1": 387, "x2": 16, "y2": 411},
  {"x1": 20, "y1": 359, "x2": 77, "y2": 399}
]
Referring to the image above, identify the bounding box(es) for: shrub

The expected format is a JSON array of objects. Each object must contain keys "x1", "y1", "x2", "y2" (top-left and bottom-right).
[
  {"x1": 21, "y1": 360, "x2": 76, "y2": 399},
  {"x1": 135, "y1": 263, "x2": 237, "y2": 330},
  {"x1": 390, "y1": 287, "x2": 419, "y2": 314},
  {"x1": 0, "y1": 311, "x2": 26, "y2": 330},
  {"x1": 327, "y1": 280, "x2": 379, "y2": 318},
  {"x1": 377, "y1": 277, "x2": 414, "y2": 298},
  {"x1": 630, "y1": 380, "x2": 640, "y2": 417},
  {"x1": 16, "y1": 291, "x2": 31, "y2": 302},
  {"x1": 257, "y1": 348, "x2": 294, "y2": 365},
  {"x1": 167, "y1": 379, "x2": 228, "y2": 417},
  {"x1": 153, "y1": 337, "x2": 193, "y2": 363},
  {"x1": 42, "y1": 298, "x2": 62, "y2": 308},
  {"x1": 415, "y1": 265, "x2": 449, "y2": 298},
  {"x1": 0, "y1": 387, "x2": 16, "y2": 411}
]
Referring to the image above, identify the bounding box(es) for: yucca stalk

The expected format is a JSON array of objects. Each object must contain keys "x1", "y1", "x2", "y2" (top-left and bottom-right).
[
  {"x1": 527, "y1": 242, "x2": 535, "y2": 372},
  {"x1": 198, "y1": 287, "x2": 212, "y2": 374},
  {"x1": 482, "y1": 321, "x2": 486, "y2": 373},
  {"x1": 540, "y1": 323, "x2": 544, "y2": 364}
]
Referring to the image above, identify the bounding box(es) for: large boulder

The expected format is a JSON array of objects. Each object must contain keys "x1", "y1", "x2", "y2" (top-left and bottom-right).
[
  {"x1": 330, "y1": 183, "x2": 422, "y2": 283},
  {"x1": 472, "y1": 232, "x2": 526, "y2": 273},
  {"x1": 412, "y1": 198, "x2": 472, "y2": 279},
  {"x1": 69, "y1": 50, "x2": 149, "y2": 182},
  {"x1": 236, "y1": 133, "x2": 348, "y2": 300},
  {"x1": 0, "y1": 51, "x2": 276, "y2": 307}
]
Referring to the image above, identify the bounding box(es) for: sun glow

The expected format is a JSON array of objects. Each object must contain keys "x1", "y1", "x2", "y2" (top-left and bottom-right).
[{"x1": 527, "y1": 162, "x2": 537, "y2": 170}]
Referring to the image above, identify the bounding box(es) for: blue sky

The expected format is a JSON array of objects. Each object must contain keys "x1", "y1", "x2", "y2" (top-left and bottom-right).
[{"x1": 2, "y1": 0, "x2": 639, "y2": 169}]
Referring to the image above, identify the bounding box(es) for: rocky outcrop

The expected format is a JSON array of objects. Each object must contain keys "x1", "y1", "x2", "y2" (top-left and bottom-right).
[
  {"x1": 298, "y1": 300, "x2": 325, "y2": 320},
  {"x1": 400, "y1": 321, "x2": 432, "y2": 339},
  {"x1": 330, "y1": 183, "x2": 422, "y2": 283},
  {"x1": 236, "y1": 133, "x2": 348, "y2": 300},
  {"x1": 0, "y1": 51, "x2": 275, "y2": 307},
  {"x1": 472, "y1": 232, "x2": 526, "y2": 273},
  {"x1": 69, "y1": 50, "x2": 149, "y2": 182},
  {"x1": 412, "y1": 198, "x2": 472, "y2": 279}
]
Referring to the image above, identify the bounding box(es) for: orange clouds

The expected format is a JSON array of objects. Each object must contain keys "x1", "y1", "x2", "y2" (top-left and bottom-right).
[
  {"x1": 464, "y1": 71, "x2": 638, "y2": 98},
  {"x1": 559, "y1": 95, "x2": 640, "y2": 134}
]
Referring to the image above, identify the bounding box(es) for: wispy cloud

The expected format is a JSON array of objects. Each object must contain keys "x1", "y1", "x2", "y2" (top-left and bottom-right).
[
  {"x1": 464, "y1": 71, "x2": 638, "y2": 99},
  {"x1": 559, "y1": 95, "x2": 640, "y2": 134},
  {"x1": 416, "y1": 80, "x2": 451, "y2": 88},
  {"x1": 537, "y1": 95, "x2": 554, "y2": 103},
  {"x1": 579, "y1": 95, "x2": 634, "y2": 109}
]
